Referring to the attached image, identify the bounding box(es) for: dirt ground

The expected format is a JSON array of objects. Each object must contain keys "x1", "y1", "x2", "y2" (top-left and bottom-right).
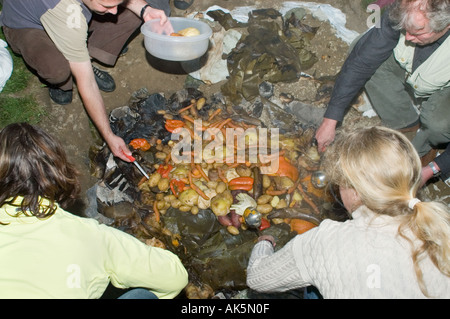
[{"x1": 26, "y1": 0, "x2": 448, "y2": 212}]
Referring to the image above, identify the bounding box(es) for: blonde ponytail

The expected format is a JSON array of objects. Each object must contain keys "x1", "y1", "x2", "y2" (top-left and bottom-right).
[{"x1": 400, "y1": 200, "x2": 450, "y2": 296}]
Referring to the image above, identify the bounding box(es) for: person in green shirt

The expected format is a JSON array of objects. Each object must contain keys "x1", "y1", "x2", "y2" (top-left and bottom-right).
[{"x1": 0, "y1": 122, "x2": 188, "y2": 299}]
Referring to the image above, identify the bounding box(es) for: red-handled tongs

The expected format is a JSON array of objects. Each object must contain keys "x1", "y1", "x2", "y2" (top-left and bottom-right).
[{"x1": 124, "y1": 154, "x2": 149, "y2": 179}]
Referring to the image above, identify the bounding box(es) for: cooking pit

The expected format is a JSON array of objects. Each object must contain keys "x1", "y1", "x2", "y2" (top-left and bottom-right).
[
  {"x1": 89, "y1": 87, "x2": 349, "y2": 298},
  {"x1": 87, "y1": 7, "x2": 356, "y2": 298}
]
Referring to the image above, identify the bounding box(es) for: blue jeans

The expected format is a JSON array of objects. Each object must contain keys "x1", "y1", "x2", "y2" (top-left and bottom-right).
[
  {"x1": 118, "y1": 288, "x2": 158, "y2": 299},
  {"x1": 303, "y1": 286, "x2": 322, "y2": 299}
]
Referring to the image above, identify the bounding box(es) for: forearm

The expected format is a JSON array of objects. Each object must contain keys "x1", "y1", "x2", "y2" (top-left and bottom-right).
[
  {"x1": 69, "y1": 61, "x2": 131, "y2": 161},
  {"x1": 123, "y1": 0, "x2": 149, "y2": 16},
  {"x1": 70, "y1": 62, "x2": 114, "y2": 141},
  {"x1": 123, "y1": 0, "x2": 168, "y2": 22},
  {"x1": 102, "y1": 224, "x2": 188, "y2": 299}
]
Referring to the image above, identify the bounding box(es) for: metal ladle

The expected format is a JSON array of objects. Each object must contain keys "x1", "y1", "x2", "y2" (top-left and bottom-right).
[
  {"x1": 311, "y1": 170, "x2": 328, "y2": 189},
  {"x1": 243, "y1": 209, "x2": 262, "y2": 228}
]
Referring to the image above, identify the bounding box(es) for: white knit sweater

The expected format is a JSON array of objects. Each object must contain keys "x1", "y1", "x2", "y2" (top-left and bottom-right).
[{"x1": 247, "y1": 206, "x2": 450, "y2": 298}]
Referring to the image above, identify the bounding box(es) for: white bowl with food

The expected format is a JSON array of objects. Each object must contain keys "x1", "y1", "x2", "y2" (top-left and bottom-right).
[{"x1": 141, "y1": 17, "x2": 212, "y2": 61}]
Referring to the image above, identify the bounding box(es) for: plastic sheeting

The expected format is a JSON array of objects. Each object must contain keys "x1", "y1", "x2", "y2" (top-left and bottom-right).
[{"x1": 0, "y1": 39, "x2": 13, "y2": 92}]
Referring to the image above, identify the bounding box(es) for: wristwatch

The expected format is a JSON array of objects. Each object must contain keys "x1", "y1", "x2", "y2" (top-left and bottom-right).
[
  {"x1": 428, "y1": 161, "x2": 440, "y2": 176},
  {"x1": 140, "y1": 4, "x2": 152, "y2": 20}
]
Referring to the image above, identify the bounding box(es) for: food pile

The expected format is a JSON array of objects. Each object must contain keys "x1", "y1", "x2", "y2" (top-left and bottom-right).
[
  {"x1": 90, "y1": 88, "x2": 347, "y2": 294},
  {"x1": 130, "y1": 95, "x2": 331, "y2": 238}
]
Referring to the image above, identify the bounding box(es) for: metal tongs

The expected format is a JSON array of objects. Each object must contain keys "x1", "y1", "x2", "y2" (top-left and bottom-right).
[{"x1": 124, "y1": 154, "x2": 149, "y2": 179}]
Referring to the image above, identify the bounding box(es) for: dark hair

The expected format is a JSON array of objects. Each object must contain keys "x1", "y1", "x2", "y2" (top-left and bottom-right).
[{"x1": 0, "y1": 123, "x2": 80, "y2": 218}]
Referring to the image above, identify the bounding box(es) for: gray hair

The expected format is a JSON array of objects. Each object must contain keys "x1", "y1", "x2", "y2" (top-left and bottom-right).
[{"x1": 389, "y1": 0, "x2": 450, "y2": 32}]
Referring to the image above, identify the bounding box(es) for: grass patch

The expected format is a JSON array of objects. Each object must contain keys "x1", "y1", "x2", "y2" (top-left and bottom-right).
[
  {"x1": 0, "y1": 95, "x2": 46, "y2": 127},
  {"x1": 0, "y1": 10, "x2": 46, "y2": 128},
  {"x1": 361, "y1": 0, "x2": 375, "y2": 10},
  {"x1": 1, "y1": 53, "x2": 31, "y2": 94}
]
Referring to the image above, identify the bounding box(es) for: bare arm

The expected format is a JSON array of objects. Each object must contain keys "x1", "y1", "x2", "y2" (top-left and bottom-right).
[
  {"x1": 69, "y1": 60, "x2": 131, "y2": 162},
  {"x1": 123, "y1": 0, "x2": 169, "y2": 23}
]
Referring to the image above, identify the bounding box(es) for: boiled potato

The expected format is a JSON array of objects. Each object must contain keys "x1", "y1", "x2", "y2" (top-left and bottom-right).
[
  {"x1": 179, "y1": 205, "x2": 192, "y2": 212},
  {"x1": 210, "y1": 190, "x2": 233, "y2": 216},
  {"x1": 178, "y1": 27, "x2": 200, "y2": 37},
  {"x1": 179, "y1": 189, "x2": 199, "y2": 207},
  {"x1": 227, "y1": 225, "x2": 240, "y2": 235},
  {"x1": 191, "y1": 206, "x2": 199, "y2": 215},
  {"x1": 256, "y1": 203, "x2": 273, "y2": 214},
  {"x1": 148, "y1": 172, "x2": 162, "y2": 188},
  {"x1": 236, "y1": 166, "x2": 252, "y2": 177},
  {"x1": 257, "y1": 194, "x2": 273, "y2": 205},
  {"x1": 170, "y1": 199, "x2": 182, "y2": 209},
  {"x1": 215, "y1": 181, "x2": 227, "y2": 194},
  {"x1": 157, "y1": 178, "x2": 170, "y2": 192}
]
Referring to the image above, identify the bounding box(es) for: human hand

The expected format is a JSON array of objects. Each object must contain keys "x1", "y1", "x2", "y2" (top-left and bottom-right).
[
  {"x1": 420, "y1": 162, "x2": 439, "y2": 187},
  {"x1": 257, "y1": 235, "x2": 276, "y2": 247},
  {"x1": 149, "y1": 17, "x2": 174, "y2": 35},
  {"x1": 420, "y1": 166, "x2": 433, "y2": 187},
  {"x1": 315, "y1": 118, "x2": 338, "y2": 152},
  {"x1": 142, "y1": 6, "x2": 172, "y2": 28},
  {"x1": 157, "y1": 19, "x2": 175, "y2": 35}
]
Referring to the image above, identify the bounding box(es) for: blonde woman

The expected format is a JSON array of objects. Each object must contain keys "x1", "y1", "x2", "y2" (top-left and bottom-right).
[{"x1": 247, "y1": 126, "x2": 449, "y2": 298}]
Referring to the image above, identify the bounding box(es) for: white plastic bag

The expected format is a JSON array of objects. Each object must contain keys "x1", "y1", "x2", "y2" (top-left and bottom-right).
[{"x1": 0, "y1": 39, "x2": 13, "y2": 92}]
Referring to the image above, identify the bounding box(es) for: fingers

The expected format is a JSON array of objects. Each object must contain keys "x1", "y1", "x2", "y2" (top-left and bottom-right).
[
  {"x1": 163, "y1": 20, "x2": 174, "y2": 34},
  {"x1": 115, "y1": 150, "x2": 132, "y2": 163},
  {"x1": 107, "y1": 135, "x2": 132, "y2": 162},
  {"x1": 312, "y1": 137, "x2": 327, "y2": 153},
  {"x1": 117, "y1": 146, "x2": 132, "y2": 162},
  {"x1": 159, "y1": 14, "x2": 168, "y2": 26},
  {"x1": 314, "y1": 134, "x2": 327, "y2": 153},
  {"x1": 315, "y1": 118, "x2": 338, "y2": 153},
  {"x1": 317, "y1": 141, "x2": 327, "y2": 153},
  {"x1": 257, "y1": 235, "x2": 276, "y2": 247}
]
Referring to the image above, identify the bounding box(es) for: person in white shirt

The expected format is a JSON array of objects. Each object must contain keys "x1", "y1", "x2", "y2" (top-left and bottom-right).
[{"x1": 247, "y1": 126, "x2": 450, "y2": 298}]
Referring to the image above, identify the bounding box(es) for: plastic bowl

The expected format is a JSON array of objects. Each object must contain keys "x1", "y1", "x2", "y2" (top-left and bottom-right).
[{"x1": 141, "y1": 17, "x2": 212, "y2": 61}]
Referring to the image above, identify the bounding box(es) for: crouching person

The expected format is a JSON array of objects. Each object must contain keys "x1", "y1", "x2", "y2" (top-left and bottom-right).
[
  {"x1": 247, "y1": 126, "x2": 450, "y2": 299},
  {"x1": 0, "y1": 123, "x2": 188, "y2": 299}
]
